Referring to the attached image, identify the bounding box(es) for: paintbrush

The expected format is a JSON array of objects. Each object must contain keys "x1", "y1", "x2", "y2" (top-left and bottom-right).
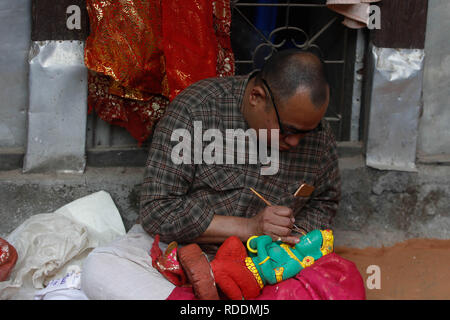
[
  {"x1": 249, "y1": 187, "x2": 306, "y2": 236},
  {"x1": 249, "y1": 187, "x2": 272, "y2": 206}
]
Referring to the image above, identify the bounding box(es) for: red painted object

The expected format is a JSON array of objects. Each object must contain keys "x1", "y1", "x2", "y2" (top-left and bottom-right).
[
  {"x1": 178, "y1": 243, "x2": 220, "y2": 300},
  {"x1": 0, "y1": 238, "x2": 18, "y2": 282},
  {"x1": 210, "y1": 236, "x2": 261, "y2": 300},
  {"x1": 150, "y1": 235, "x2": 187, "y2": 287}
]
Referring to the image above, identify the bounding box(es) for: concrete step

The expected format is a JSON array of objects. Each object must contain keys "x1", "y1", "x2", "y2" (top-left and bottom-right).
[{"x1": 1, "y1": 158, "x2": 449, "y2": 248}]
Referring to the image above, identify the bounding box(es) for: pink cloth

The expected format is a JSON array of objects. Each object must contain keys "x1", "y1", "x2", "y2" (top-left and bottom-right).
[
  {"x1": 326, "y1": 0, "x2": 381, "y2": 29},
  {"x1": 167, "y1": 253, "x2": 366, "y2": 300}
]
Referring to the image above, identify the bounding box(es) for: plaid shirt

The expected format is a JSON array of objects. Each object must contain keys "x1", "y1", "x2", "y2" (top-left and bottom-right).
[{"x1": 139, "y1": 74, "x2": 341, "y2": 243}]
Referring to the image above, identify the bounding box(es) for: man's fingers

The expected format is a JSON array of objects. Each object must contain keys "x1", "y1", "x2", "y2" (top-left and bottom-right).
[
  {"x1": 267, "y1": 224, "x2": 292, "y2": 238},
  {"x1": 256, "y1": 206, "x2": 295, "y2": 237},
  {"x1": 270, "y1": 206, "x2": 293, "y2": 217},
  {"x1": 268, "y1": 231, "x2": 300, "y2": 245},
  {"x1": 280, "y1": 235, "x2": 300, "y2": 245},
  {"x1": 264, "y1": 214, "x2": 292, "y2": 229}
]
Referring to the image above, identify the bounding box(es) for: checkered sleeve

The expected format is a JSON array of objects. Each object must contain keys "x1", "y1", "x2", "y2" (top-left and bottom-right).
[
  {"x1": 297, "y1": 128, "x2": 341, "y2": 232},
  {"x1": 139, "y1": 97, "x2": 215, "y2": 243}
]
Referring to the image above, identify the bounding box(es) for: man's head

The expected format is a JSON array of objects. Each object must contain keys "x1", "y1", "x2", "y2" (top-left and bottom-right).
[{"x1": 242, "y1": 49, "x2": 330, "y2": 151}]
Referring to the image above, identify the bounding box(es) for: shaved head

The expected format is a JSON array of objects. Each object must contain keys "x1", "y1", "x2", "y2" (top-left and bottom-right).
[{"x1": 255, "y1": 49, "x2": 329, "y2": 109}]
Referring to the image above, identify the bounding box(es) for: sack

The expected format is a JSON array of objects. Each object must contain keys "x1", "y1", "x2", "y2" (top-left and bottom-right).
[{"x1": 0, "y1": 238, "x2": 18, "y2": 282}]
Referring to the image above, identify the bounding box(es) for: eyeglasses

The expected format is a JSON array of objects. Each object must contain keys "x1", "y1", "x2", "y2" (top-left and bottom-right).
[{"x1": 261, "y1": 78, "x2": 322, "y2": 136}]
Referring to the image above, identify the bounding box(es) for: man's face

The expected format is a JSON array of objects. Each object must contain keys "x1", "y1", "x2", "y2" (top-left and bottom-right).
[{"x1": 257, "y1": 87, "x2": 329, "y2": 151}]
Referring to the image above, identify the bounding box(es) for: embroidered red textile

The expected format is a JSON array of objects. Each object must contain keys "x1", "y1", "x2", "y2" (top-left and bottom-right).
[
  {"x1": 150, "y1": 235, "x2": 188, "y2": 287},
  {"x1": 85, "y1": 0, "x2": 166, "y2": 96},
  {"x1": 87, "y1": 71, "x2": 168, "y2": 144},
  {"x1": 85, "y1": 0, "x2": 234, "y2": 144}
]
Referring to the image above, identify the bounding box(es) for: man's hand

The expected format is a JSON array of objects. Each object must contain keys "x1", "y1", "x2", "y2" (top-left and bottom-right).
[{"x1": 249, "y1": 206, "x2": 300, "y2": 245}]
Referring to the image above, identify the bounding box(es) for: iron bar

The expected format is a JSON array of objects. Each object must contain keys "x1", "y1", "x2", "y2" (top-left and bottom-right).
[
  {"x1": 307, "y1": 17, "x2": 338, "y2": 46},
  {"x1": 285, "y1": 0, "x2": 291, "y2": 28},
  {"x1": 234, "y1": 6, "x2": 272, "y2": 45}
]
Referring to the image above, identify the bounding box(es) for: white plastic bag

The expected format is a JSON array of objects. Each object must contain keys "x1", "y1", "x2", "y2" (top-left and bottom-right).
[{"x1": 0, "y1": 191, "x2": 126, "y2": 300}]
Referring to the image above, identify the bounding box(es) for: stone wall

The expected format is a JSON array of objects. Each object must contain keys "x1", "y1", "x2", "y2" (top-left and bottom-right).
[
  {"x1": 335, "y1": 157, "x2": 450, "y2": 247},
  {"x1": 0, "y1": 0, "x2": 30, "y2": 149},
  {"x1": 1, "y1": 157, "x2": 449, "y2": 248}
]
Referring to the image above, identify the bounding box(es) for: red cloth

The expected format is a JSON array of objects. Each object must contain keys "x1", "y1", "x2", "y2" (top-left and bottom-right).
[
  {"x1": 210, "y1": 236, "x2": 261, "y2": 300},
  {"x1": 0, "y1": 238, "x2": 18, "y2": 282},
  {"x1": 167, "y1": 252, "x2": 366, "y2": 300},
  {"x1": 162, "y1": 0, "x2": 218, "y2": 101},
  {"x1": 150, "y1": 235, "x2": 187, "y2": 287}
]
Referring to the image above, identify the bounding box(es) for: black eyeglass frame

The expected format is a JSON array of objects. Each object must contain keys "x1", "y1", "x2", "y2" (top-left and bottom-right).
[{"x1": 260, "y1": 78, "x2": 322, "y2": 136}]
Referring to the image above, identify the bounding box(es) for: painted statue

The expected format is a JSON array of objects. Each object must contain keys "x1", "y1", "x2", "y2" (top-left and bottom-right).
[
  {"x1": 153, "y1": 229, "x2": 335, "y2": 300},
  {"x1": 245, "y1": 229, "x2": 334, "y2": 287},
  {"x1": 207, "y1": 229, "x2": 334, "y2": 299}
]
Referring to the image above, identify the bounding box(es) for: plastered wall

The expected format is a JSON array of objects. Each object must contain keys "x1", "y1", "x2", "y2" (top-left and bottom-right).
[
  {"x1": 417, "y1": 0, "x2": 450, "y2": 157},
  {"x1": 0, "y1": 0, "x2": 30, "y2": 149}
]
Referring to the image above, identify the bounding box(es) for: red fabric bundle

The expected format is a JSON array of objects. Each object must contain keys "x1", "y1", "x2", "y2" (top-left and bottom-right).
[
  {"x1": 0, "y1": 238, "x2": 18, "y2": 282},
  {"x1": 254, "y1": 253, "x2": 366, "y2": 300},
  {"x1": 150, "y1": 235, "x2": 187, "y2": 287},
  {"x1": 178, "y1": 244, "x2": 220, "y2": 300},
  {"x1": 210, "y1": 236, "x2": 261, "y2": 300}
]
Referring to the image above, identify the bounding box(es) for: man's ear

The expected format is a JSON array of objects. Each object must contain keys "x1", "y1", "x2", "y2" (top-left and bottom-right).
[{"x1": 248, "y1": 85, "x2": 267, "y2": 108}]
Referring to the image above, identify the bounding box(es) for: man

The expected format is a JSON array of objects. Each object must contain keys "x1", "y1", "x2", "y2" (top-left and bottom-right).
[{"x1": 81, "y1": 50, "x2": 341, "y2": 299}]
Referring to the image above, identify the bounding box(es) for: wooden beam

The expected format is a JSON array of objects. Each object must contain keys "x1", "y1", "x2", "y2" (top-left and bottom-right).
[
  {"x1": 371, "y1": 0, "x2": 428, "y2": 49},
  {"x1": 32, "y1": 0, "x2": 90, "y2": 41}
]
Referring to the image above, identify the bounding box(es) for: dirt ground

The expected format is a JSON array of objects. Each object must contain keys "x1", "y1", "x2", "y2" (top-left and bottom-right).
[{"x1": 335, "y1": 238, "x2": 450, "y2": 300}]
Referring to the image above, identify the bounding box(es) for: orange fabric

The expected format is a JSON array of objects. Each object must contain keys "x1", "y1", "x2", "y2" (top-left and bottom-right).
[
  {"x1": 87, "y1": 71, "x2": 168, "y2": 145},
  {"x1": 85, "y1": 0, "x2": 166, "y2": 96}
]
